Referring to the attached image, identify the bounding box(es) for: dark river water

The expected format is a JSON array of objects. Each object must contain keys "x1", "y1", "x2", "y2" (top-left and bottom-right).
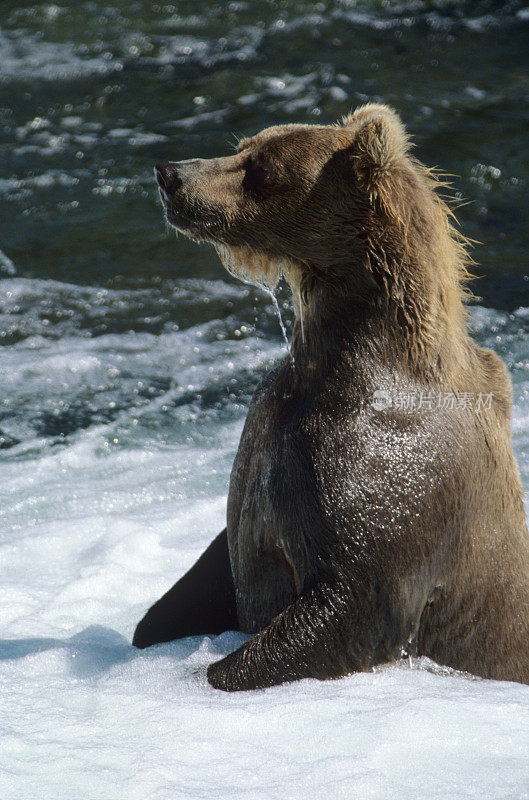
[{"x1": 0, "y1": 0, "x2": 528, "y2": 472}]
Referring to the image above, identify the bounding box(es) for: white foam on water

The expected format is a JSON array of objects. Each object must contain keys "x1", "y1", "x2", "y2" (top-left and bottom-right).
[
  {"x1": 0, "y1": 249, "x2": 16, "y2": 276},
  {"x1": 0, "y1": 30, "x2": 122, "y2": 81},
  {"x1": 1, "y1": 303, "x2": 529, "y2": 799},
  {"x1": 333, "y1": 1, "x2": 525, "y2": 32}
]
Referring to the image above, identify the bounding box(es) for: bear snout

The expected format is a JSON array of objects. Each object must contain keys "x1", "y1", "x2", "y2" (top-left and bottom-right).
[{"x1": 155, "y1": 162, "x2": 182, "y2": 196}]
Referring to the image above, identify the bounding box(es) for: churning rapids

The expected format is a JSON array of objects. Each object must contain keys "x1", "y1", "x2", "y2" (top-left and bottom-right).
[{"x1": 1, "y1": 1, "x2": 529, "y2": 798}]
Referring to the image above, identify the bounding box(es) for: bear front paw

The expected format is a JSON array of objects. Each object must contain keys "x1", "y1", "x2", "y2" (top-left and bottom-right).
[
  {"x1": 207, "y1": 655, "x2": 236, "y2": 691},
  {"x1": 207, "y1": 649, "x2": 255, "y2": 691}
]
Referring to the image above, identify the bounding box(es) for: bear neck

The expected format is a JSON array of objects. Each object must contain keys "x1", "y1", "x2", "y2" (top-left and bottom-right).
[{"x1": 286, "y1": 266, "x2": 472, "y2": 389}]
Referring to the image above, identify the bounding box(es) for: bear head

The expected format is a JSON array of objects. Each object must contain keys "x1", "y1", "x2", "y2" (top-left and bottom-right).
[{"x1": 156, "y1": 104, "x2": 470, "y2": 365}]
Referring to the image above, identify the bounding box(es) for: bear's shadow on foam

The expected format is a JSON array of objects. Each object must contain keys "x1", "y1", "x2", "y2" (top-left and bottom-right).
[{"x1": 0, "y1": 625, "x2": 248, "y2": 679}]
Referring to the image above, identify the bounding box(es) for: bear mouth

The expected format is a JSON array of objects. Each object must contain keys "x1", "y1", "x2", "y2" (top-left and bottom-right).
[
  {"x1": 165, "y1": 204, "x2": 196, "y2": 231},
  {"x1": 154, "y1": 171, "x2": 202, "y2": 237},
  {"x1": 155, "y1": 165, "x2": 226, "y2": 243},
  {"x1": 161, "y1": 197, "x2": 207, "y2": 241},
  {"x1": 160, "y1": 193, "x2": 226, "y2": 244}
]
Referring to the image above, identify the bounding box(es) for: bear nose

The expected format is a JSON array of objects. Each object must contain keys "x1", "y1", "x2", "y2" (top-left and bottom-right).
[{"x1": 155, "y1": 162, "x2": 182, "y2": 195}]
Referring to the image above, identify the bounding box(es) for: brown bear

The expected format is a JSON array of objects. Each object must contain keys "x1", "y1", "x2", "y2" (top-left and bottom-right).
[{"x1": 133, "y1": 104, "x2": 529, "y2": 692}]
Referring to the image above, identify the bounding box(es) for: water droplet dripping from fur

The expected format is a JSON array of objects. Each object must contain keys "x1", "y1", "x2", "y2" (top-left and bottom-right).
[
  {"x1": 214, "y1": 243, "x2": 294, "y2": 363},
  {"x1": 263, "y1": 286, "x2": 291, "y2": 356}
]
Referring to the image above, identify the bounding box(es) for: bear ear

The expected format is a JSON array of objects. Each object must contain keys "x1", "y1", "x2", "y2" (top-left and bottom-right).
[{"x1": 342, "y1": 104, "x2": 410, "y2": 196}]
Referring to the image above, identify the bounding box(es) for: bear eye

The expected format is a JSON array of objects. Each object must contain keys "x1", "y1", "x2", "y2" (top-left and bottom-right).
[{"x1": 242, "y1": 159, "x2": 273, "y2": 196}]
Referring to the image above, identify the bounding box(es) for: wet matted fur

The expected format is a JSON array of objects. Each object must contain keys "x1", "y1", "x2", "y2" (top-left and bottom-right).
[{"x1": 133, "y1": 104, "x2": 529, "y2": 692}]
